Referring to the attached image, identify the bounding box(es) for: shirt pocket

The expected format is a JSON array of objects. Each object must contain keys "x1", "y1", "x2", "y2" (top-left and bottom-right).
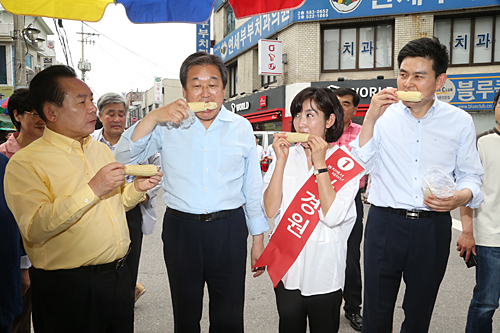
[{"x1": 217, "y1": 147, "x2": 245, "y2": 178}]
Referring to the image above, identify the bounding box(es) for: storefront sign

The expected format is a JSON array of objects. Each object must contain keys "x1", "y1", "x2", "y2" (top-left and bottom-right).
[
  {"x1": 214, "y1": 0, "x2": 496, "y2": 63},
  {"x1": 259, "y1": 39, "x2": 283, "y2": 75},
  {"x1": 231, "y1": 101, "x2": 250, "y2": 112},
  {"x1": 260, "y1": 95, "x2": 267, "y2": 107},
  {"x1": 154, "y1": 77, "x2": 162, "y2": 104},
  {"x1": 196, "y1": 21, "x2": 211, "y2": 53},
  {"x1": 437, "y1": 73, "x2": 500, "y2": 111}
]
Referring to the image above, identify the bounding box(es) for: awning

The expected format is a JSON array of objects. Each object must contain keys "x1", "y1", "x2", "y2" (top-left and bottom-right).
[{"x1": 241, "y1": 108, "x2": 283, "y2": 124}]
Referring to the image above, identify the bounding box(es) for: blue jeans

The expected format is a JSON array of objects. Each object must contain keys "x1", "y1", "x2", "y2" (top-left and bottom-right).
[{"x1": 466, "y1": 245, "x2": 500, "y2": 333}]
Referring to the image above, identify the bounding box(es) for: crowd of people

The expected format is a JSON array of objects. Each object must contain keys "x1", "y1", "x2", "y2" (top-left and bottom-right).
[{"x1": 0, "y1": 36, "x2": 498, "y2": 333}]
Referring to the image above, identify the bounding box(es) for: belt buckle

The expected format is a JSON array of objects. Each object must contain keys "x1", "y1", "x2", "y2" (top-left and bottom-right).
[
  {"x1": 200, "y1": 213, "x2": 214, "y2": 222},
  {"x1": 406, "y1": 210, "x2": 420, "y2": 219},
  {"x1": 115, "y1": 256, "x2": 126, "y2": 270}
]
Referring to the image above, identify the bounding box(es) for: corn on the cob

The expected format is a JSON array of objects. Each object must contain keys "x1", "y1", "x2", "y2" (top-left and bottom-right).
[
  {"x1": 188, "y1": 102, "x2": 218, "y2": 112},
  {"x1": 396, "y1": 91, "x2": 423, "y2": 102},
  {"x1": 285, "y1": 132, "x2": 310, "y2": 143},
  {"x1": 125, "y1": 165, "x2": 158, "y2": 177}
]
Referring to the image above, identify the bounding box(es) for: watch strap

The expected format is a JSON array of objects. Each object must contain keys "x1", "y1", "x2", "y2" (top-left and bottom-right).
[{"x1": 314, "y1": 168, "x2": 329, "y2": 176}]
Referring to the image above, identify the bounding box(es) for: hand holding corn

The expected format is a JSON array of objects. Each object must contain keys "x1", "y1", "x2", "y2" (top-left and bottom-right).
[
  {"x1": 88, "y1": 162, "x2": 127, "y2": 198},
  {"x1": 133, "y1": 168, "x2": 163, "y2": 193}
]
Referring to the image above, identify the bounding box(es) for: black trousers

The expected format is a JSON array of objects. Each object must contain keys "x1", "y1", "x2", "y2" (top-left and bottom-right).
[
  {"x1": 343, "y1": 189, "x2": 364, "y2": 315},
  {"x1": 162, "y1": 207, "x2": 248, "y2": 333},
  {"x1": 31, "y1": 264, "x2": 133, "y2": 333},
  {"x1": 362, "y1": 205, "x2": 451, "y2": 333},
  {"x1": 274, "y1": 281, "x2": 342, "y2": 333},
  {"x1": 126, "y1": 205, "x2": 144, "y2": 290}
]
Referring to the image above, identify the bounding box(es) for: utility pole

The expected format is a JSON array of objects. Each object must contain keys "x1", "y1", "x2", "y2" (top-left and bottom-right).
[
  {"x1": 76, "y1": 22, "x2": 98, "y2": 82},
  {"x1": 13, "y1": 15, "x2": 27, "y2": 88}
]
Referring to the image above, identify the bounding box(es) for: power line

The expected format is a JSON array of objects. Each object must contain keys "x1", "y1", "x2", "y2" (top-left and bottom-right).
[{"x1": 82, "y1": 22, "x2": 178, "y2": 78}]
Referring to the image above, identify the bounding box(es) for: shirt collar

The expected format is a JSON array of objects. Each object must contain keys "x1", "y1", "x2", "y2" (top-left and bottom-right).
[
  {"x1": 43, "y1": 127, "x2": 91, "y2": 153},
  {"x1": 193, "y1": 105, "x2": 233, "y2": 131}
]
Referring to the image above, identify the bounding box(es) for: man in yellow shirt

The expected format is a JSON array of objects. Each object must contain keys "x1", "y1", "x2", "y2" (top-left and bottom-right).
[{"x1": 4, "y1": 65, "x2": 162, "y2": 333}]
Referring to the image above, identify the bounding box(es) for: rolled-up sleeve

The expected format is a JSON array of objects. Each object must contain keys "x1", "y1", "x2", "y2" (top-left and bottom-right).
[
  {"x1": 350, "y1": 135, "x2": 377, "y2": 173},
  {"x1": 242, "y1": 130, "x2": 268, "y2": 236},
  {"x1": 115, "y1": 121, "x2": 161, "y2": 165}
]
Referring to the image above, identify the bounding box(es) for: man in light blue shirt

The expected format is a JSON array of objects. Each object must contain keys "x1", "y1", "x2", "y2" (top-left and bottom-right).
[
  {"x1": 350, "y1": 37, "x2": 483, "y2": 333},
  {"x1": 115, "y1": 52, "x2": 267, "y2": 332}
]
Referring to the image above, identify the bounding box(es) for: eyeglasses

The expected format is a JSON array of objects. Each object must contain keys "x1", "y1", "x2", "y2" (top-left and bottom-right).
[{"x1": 27, "y1": 111, "x2": 41, "y2": 119}]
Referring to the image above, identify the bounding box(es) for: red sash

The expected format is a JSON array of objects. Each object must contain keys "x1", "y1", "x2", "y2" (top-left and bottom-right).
[{"x1": 254, "y1": 146, "x2": 365, "y2": 287}]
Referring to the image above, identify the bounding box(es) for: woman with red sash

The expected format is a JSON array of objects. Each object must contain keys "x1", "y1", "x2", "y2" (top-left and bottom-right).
[{"x1": 261, "y1": 87, "x2": 362, "y2": 333}]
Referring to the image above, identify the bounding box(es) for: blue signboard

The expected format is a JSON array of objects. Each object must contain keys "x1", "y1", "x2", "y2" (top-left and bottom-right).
[
  {"x1": 437, "y1": 73, "x2": 500, "y2": 111},
  {"x1": 213, "y1": 11, "x2": 293, "y2": 63},
  {"x1": 213, "y1": 0, "x2": 499, "y2": 62},
  {"x1": 196, "y1": 21, "x2": 211, "y2": 53}
]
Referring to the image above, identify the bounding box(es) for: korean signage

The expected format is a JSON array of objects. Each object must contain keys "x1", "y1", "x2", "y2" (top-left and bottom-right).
[
  {"x1": 214, "y1": 0, "x2": 498, "y2": 63},
  {"x1": 41, "y1": 56, "x2": 55, "y2": 70},
  {"x1": 312, "y1": 79, "x2": 397, "y2": 106},
  {"x1": 259, "y1": 39, "x2": 282, "y2": 75},
  {"x1": 154, "y1": 77, "x2": 162, "y2": 104},
  {"x1": 196, "y1": 21, "x2": 211, "y2": 53},
  {"x1": 214, "y1": 11, "x2": 293, "y2": 62},
  {"x1": 437, "y1": 73, "x2": 500, "y2": 111},
  {"x1": 0, "y1": 86, "x2": 13, "y2": 100}
]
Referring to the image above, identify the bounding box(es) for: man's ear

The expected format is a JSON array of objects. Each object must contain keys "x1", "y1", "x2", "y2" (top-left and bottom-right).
[
  {"x1": 44, "y1": 104, "x2": 58, "y2": 123},
  {"x1": 13, "y1": 109, "x2": 21, "y2": 123},
  {"x1": 435, "y1": 73, "x2": 447, "y2": 91}
]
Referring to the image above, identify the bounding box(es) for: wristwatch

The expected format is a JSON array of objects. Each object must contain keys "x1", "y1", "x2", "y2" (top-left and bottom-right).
[{"x1": 313, "y1": 168, "x2": 329, "y2": 176}]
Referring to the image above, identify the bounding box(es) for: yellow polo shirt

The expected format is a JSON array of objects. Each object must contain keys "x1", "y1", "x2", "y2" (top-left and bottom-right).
[{"x1": 4, "y1": 128, "x2": 144, "y2": 270}]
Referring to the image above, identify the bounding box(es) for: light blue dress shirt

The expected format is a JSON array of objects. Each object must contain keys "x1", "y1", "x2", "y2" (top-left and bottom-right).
[
  {"x1": 115, "y1": 106, "x2": 268, "y2": 236},
  {"x1": 351, "y1": 97, "x2": 484, "y2": 210}
]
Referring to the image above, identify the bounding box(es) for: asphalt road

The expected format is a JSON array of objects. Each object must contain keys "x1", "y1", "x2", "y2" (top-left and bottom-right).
[{"x1": 133, "y1": 191, "x2": 499, "y2": 332}]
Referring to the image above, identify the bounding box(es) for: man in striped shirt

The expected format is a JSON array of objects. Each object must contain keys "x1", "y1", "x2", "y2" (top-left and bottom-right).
[{"x1": 332, "y1": 87, "x2": 365, "y2": 332}]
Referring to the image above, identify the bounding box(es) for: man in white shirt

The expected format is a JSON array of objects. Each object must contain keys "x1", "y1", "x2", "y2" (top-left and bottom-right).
[
  {"x1": 255, "y1": 135, "x2": 265, "y2": 161},
  {"x1": 92, "y1": 93, "x2": 161, "y2": 303},
  {"x1": 351, "y1": 37, "x2": 483, "y2": 332},
  {"x1": 461, "y1": 89, "x2": 500, "y2": 333}
]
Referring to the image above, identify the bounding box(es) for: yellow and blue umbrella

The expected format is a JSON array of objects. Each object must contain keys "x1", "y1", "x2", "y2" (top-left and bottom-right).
[{"x1": 0, "y1": 0, "x2": 306, "y2": 23}]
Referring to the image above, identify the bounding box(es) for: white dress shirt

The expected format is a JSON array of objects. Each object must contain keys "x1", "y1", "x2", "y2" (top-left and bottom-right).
[
  {"x1": 263, "y1": 144, "x2": 360, "y2": 296},
  {"x1": 351, "y1": 97, "x2": 484, "y2": 210},
  {"x1": 115, "y1": 106, "x2": 268, "y2": 236}
]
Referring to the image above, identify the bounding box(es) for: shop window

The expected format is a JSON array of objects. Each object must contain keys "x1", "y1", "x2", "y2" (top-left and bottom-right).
[
  {"x1": 226, "y1": 6, "x2": 235, "y2": 37},
  {"x1": 0, "y1": 46, "x2": 6, "y2": 84},
  {"x1": 435, "y1": 14, "x2": 500, "y2": 65},
  {"x1": 262, "y1": 74, "x2": 277, "y2": 87},
  {"x1": 322, "y1": 23, "x2": 394, "y2": 72},
  {"x1": 228, "y1": 62, "x2": 238, "y2": 97}
]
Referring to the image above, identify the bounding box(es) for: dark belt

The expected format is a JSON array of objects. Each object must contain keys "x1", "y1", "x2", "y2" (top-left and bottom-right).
[
  {"x1": 34, "y1": 250, "x2": 129, "y2": 273},
  {"x1": 167, "y1": 207, "x2": 240, "y2": 222},
  {"x1": 378, "y1": 206, "x2": 450, "y2": 220}
]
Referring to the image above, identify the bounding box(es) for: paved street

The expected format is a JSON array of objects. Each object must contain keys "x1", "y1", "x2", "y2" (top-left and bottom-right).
[{"x1": 133, "y1": 190, "x2": 499, "y2": 332}]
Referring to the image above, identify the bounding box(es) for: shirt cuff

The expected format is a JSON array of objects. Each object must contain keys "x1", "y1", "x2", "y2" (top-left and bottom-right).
[
  {"x1": 246, "y1": 215, "x2": 269, "y2": 236},
  {"x1": 457, "y1": 182, "x2": 484, "y2": 209},
  {"x1": 20, "y1": 255, "x2": 31, "y2": 269},
  {"x1": 350, "y1": 137, "x2": 376, "y2": 165}
]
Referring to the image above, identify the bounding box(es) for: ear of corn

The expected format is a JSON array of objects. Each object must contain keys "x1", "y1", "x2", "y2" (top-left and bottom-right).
[
  {"x1": 188, "y1": 102, "x2": 218, "y2": 112},
  {"x1": 285, "y1": 132, "x2": 310, "y2": 143},
  {"x1": 396, "y1": 91, "x2": 423, "y2": 102},
  {"x1": 125, "y1": 165, "x2": 158, "y2": 177}
]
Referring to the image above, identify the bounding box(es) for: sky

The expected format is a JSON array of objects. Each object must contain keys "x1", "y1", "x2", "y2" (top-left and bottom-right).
[{"x1": 44, "y1": 4, "x2": 198, "y2": 100}]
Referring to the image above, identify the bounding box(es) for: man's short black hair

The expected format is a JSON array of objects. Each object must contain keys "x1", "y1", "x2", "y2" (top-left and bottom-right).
[
  {"x1": 29, "y1": 65, "x2": 77, "y2": 122},
  {"x1": 7, "y1": 88, "x2": 32, "y2": 132},
  {"x1": 290, "y1": 86, "x2": 344, "y2": 142},
  {"x1": 333, "y1": 87, "x2": 360, "y2": 107},
  {"x1": 179, "y1": 52, "x2": 228, "y2": 90},
  {"x1": 397, "y1": 37, "x2": 449, "y2": 78}
]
